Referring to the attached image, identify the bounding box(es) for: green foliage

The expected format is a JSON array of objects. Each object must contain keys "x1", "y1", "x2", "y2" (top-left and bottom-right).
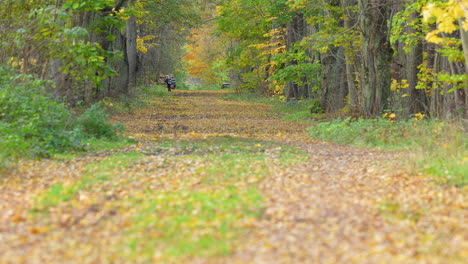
[
  {"x1": 136, "y1": 85, "x2": 172, "y2": 98},
  {"x1": 269, "y1": 54, "x2": 320, "y2": 86},
  {"x1": 390, "y1": 1, "x2": 429, "y2": 52},
  {"x1": 75, "y1": 102, "x2": 123, "y2": 139},
  {"x1": 308, "y1": 118, "x2": 467, "y2": 186},
  {"x1": 0, "y1": 66, "x2": 127, "y2": 168},
  {"x1": 308, "y1": 117, "x2": 407, "y2": 148},
  {"x1": 216, "y1": 0, "x2": 274, "y2": 92},
  {"x1": 0, "y1": 67, "x2": 81, "y2": 161},
  {"x1": 105, "y1": 85, "x2": 172, "y2": 114},
  {"x1": 0, "y1": 1, "x2": 124, "y2": 103},
  {"x1": 273, "y1": 98, "x2": 323, "y2": 121}
]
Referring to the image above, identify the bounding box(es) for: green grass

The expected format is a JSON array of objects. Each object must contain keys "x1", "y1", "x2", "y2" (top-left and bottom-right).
[
  {"x1": 107, "y1": 85, "x2": 172, "y2": 114},
  {"x1": 137, "y1": 85, "x2": 173, "y2": 98},
  {"x1": 34, "y1": 151, "x2": 144, "y2": 211},
  {"x1": 185, "y1": 83, "x2": 231, "y2": 91},
  {"x1": 83, "y1": 137, "x2": 137, "y2": 152},
  {"x1": 31, "y1": 136, "x2": 309, "y2": 261},
  {"x1": 222, "y1": 92, "x2": 279, "y2": 104},
  {"x1": 308, "y1": 118, "x2": 467, "y2": 186},
  {"x1": 378, "y1": 200, "x2": 425, "y2": 223},
  {"x1": 50, "y1": 137, "x2": 137, "y2": 160},
  {"x1": 118, "y1": 137, "x2": 308, "y2": 260},
  {"x1": 224, "y1": 93, "x2": 324, "y2": 122},
  {"x1": 127, "y1": 188, "x2": 262, "y2": 258}
]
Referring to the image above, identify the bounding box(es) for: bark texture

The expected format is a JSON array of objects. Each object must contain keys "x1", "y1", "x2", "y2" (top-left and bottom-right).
[{"x1": 358, "y1": 0, "x2": 392, "y2": 115}]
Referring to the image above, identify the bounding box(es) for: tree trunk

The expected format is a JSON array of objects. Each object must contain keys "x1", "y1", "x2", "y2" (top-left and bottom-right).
[
  {"x1": 286, "y1": 12, "x2": 308, "y2": 99},
  {"x1": 393, "y1": 9, "x2": 426, "y2": 116},
  {"x1": 458, "y1": 18, "x2": 468, "y2": 117},
  {"x1": 320, "y1": 47, "x2": 346, "y2": 112},
  {"x1": 358, "y1": 0, "x2": 392, "y2": 115},
  {"x1": 341, "y1": 0, "x2": 359, "y2": 112},
  {"x1": 126, "y1": 2, "x2": 137, "y2": 94}
]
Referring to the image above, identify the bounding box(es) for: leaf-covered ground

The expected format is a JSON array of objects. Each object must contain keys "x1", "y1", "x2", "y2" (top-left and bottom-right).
[{"x1": 0, "y1": 90, "x2": 466, "y2": 263}]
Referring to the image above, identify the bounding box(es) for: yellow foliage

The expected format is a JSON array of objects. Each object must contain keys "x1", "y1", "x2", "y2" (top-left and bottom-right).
[
  {"x1": 391, "y1": 79, "x2": 409, "y2": 93},
  {"x1": 136, "y1": 35, "x2": 155, "y2": 54},
  {"x1": 382, "y1": 112, "x2": 397, "y2": 122},
  {"x1": 414, "y1": 112, "x2": 425, "y2": 121},
  {"x1": 423, "y1": 0, "x2": 468, "y2": 42}
]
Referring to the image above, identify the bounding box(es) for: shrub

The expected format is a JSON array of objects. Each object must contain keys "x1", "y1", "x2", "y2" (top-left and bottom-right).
[
  {"x1": 308, "y1": 117, "x2": 408, "y2": 148},
  {"x1": 0, "y1": 66, "x2": 82, "y2": 160},
  {"x1": 75, "y1": 102, "x2": 123, "y2": 140},
  {"x1": 0, "y1": 66, "x2": 125, "y2": 168}
]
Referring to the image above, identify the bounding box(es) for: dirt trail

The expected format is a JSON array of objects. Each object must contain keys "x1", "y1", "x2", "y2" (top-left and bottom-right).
[{"x1": 0, "y1": 90, "x2": 466, "y2": 264}]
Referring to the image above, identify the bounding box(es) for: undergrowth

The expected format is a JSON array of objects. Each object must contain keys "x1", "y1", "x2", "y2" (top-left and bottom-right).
[
  {"x1": 0, "y1": 67, "x2": 79, "y2": 164},
  {"x1": 107, "y1": 85, "x2": 172, "y2": 114},
  {"x1": 224, "y1": 92, "x2": 325, "y2": 121},
  {"x1": 273, "y1": 98, "x2": 324, "y2": 122},
  {"x1": 225, "y1": 92, "x2": 466, "y2": 186},
  {"x1": 222, "y1": 92, "x2": 278, "y2": 104},
  {"x1": 0, "y1": 66, "x2": 128, "y2": 168},
  {"x1": 308, "y1": 118, "x2": 467, "y2": 186}
]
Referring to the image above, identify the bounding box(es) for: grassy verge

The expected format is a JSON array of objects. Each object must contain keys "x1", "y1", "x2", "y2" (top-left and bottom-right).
[
  {"x1": 222, "y1": 92, "x2": 324, "y2": 122},
  {"x1": 272, "y1": 98, "x2": 324, "y2": 122},
  {"x1": 185, "y1": 83, "x2": 229, "y2": 91},
  {"x1": 107, "y1": 85, "x2": 172, "y2": 114},
  {"x1": 224, "y1": 93, "x2": 466, "y2": 187},
  {"x1": 222, "y1": 92, "x2": 279, "y2": 104},
  {"x1": 307, "y1": 117, "x2": 467, "y2": 186}
]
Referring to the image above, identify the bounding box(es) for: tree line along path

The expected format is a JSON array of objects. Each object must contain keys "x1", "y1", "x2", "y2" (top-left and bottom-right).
[{"x1": 0, "y1": 90, "x2": 466, "y2": 263}]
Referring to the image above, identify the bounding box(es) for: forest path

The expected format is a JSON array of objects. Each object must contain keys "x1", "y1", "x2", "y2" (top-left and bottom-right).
[{"x1": 0, "y1": 90, "x2": 466, "y2": 263}]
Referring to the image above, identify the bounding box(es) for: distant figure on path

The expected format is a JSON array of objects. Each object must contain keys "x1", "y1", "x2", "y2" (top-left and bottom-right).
[{"x1": 165, "y1": 74, "x2": 176, "y2": 91}]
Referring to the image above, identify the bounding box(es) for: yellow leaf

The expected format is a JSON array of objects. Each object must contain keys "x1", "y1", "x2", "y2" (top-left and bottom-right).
[
  {"x1": 463, "y1": 20, "x2": 468, "y2": 31},
  {"x1": 438, "y1": 20, "x2": 457, "y2": 33},
  {"x1": 30, "y1": 226, "x2": 50, "y2": 234},
  {"x1": 426, "y1": 31, "x2": 444, "y2": 44}
]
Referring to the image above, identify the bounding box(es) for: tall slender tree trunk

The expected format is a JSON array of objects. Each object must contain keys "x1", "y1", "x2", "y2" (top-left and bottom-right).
[
  {"x1": 341, "y1": 0, "x2": 359, "y2": 112},
  {"x1": 396, "y1": 10, "x2": 425, "y2": 115},
  {"x1": 126, "y1": 13, "x2": 138, "y2": 94},
  {"x1": 458, "y1": 18, "x2": 468, "y2": 117},
  {"x1": 286, "y1": 12, "x2": 308, "y2": 99},
  {"x1": 406, "y1": 41, "x2": 425, "y2": 114}
]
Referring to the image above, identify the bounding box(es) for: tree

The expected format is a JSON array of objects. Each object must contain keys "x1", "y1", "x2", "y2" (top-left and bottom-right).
[
  {"x1": 357, "y1": 0, "x2": 393, "y2": 115},
  {"x1": 423, "y1": 0, "x2": 468, "y2": 117}
]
